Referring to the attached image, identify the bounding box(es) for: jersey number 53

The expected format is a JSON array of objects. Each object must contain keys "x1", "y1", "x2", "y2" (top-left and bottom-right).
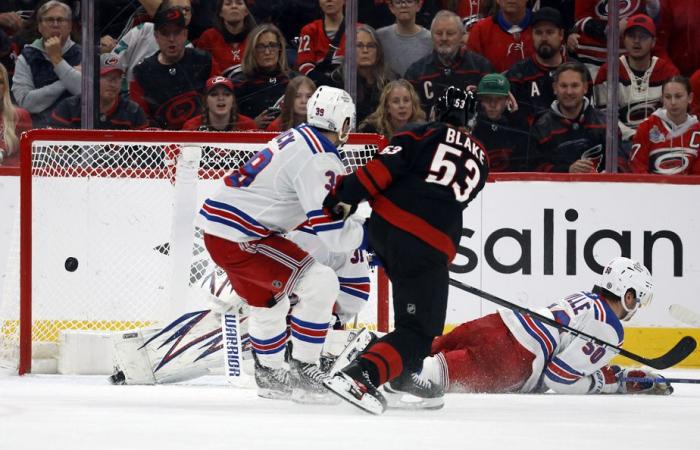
[{"x1": 425, "y1": 143, "x2": 482, "y2": 202}]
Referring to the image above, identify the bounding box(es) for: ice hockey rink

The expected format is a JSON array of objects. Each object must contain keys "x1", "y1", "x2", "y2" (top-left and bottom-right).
[{"x1": 1, "y1": 370, "x2": 699, "y2": 450}]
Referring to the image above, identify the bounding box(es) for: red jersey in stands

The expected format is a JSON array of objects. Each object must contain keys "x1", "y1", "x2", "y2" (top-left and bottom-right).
[
  {"x1": 630, "y1": 110, "x2": 700, "y2": 174},
  {"x1": 296, "y1": 19, "x2": 346, "y2": 75},
  {"x1": 467, "y1": 11, "x2": 535, "y2": 73},
  {"x1": 656, "y1": 0, "x2": 700, "y2": 76},
  {"x1": 454, "y1": 0, "x2": 481, "y2": 18},
  {"x1": 194, "y1": 28, "x2": 247, "y2": 78},
  {"x1": 574, "y1": 0, "x2": 643, "y2": 67},
  {"x1": 181, "y1": 113, "x2": 258, "y2": 131},
  {"x1": 595, "y1": 55, "x2": 679, "y2": 139},
  {"x1": 691, "y1": 70, "x2": 700, "y2": 117}
]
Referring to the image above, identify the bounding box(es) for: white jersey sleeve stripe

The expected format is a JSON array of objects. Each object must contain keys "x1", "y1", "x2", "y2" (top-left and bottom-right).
[
  {"x1": 200, "y1": 199, "x2": 271, "y2": 238},
  {"x1": 306, "y1": 209, "x2": 345, "y2": 232},
  {"x1": 514, "y1": 312, "x2": 557, "y2": 359},
  {"x1": 338, "y1": 276, "x2": 371, "y2": 301}
]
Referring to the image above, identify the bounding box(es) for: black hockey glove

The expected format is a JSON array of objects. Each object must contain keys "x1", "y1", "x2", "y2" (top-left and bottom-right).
[{"x1": 323, "y1": 177, "x2": 358, "y2": 220}]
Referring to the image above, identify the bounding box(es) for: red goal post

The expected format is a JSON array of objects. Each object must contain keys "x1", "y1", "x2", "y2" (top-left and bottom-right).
[{"x1": 0, "y1": 129, "x2": 390, "y2": 375}]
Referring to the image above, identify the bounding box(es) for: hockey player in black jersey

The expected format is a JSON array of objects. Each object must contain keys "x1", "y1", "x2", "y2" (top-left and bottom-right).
[{"x1": 322, "y1": 86, "x2": 490, "y2": 414}]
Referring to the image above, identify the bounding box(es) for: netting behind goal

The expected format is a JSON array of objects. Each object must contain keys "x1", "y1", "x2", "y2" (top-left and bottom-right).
[{"x1": 0, "y1": 129, "x2": 390, "y2": 374}]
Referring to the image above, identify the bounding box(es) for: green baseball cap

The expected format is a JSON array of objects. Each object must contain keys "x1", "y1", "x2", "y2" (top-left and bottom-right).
[{"x1": 477, "y1": 73, "x2": 511, "y2": 97}]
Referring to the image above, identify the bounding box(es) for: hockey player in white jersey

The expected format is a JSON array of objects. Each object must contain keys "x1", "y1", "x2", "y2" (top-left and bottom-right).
[
  {"x1": 414, "y1": 257, "x2": 673, "y2": 398},
  {"x1": 199, "y1": 86, "x2": 365, "y2": 403}
]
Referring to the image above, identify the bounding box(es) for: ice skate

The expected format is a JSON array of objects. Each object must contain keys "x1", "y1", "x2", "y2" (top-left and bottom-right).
[
  {"x1": 384, "y1": 370, "x2": 445, "y2": 410},
  {"x1": 253, "y1": 352, "x2": 291, "y2": 400},
  {"x1": 323, "y1": 360, "x2": 387, "y2": 415},
  {"x1": 289, "y1": 357, "x2": 340, "y2": 405}
]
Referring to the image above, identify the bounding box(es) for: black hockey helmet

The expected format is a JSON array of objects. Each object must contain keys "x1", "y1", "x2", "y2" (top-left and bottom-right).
[{"x1": 433, "y1": 86, "x2": 477, "y2": 128}]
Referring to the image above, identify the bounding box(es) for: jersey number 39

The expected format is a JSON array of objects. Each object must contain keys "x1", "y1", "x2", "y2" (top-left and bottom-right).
[{"x1": 425, "y1": 143, "x2": 481, "y2": 202}]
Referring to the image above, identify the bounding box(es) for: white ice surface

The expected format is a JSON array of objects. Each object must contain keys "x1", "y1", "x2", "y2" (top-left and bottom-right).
[{"x1": 1, "y1": 371, "x2": 699, "y2": 450}]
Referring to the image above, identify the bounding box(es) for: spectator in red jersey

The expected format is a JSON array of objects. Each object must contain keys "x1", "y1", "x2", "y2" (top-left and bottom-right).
[
  {"x1": 182, "y1": 76, "x2": 257, "y2": 131},
  {"x1": 691, "y1": 69, "x2": 700, "y2": 117},
  {"x1": 404, "y1": 10, "x2": 492, "y2": 114},
  {"x1": 466, "y1": 0, "x2": 535, "y2": 73},
  {"x1": 195, "y1": 0, "x2": 256, "y2": 79},
  {"x1": 359, "y1": 79, "x2": 426, "y2": 140},
  {"x1": 266, "y1": 75, "x2": 316, "y2": 132},
  {"x1": 630, "y1": 76, "x2": 700, "y2": 175},
  {"x1": 0, "y1": 62, "x2": 31, "y2": 166},
  {"x1": 329, "y1": 24, "x2": 395, "y2": 124},
  {"x1": 49, "y1": 54, "x2": 148, "y2": 130},
  {"x1": 655, "y1": 0, "x2": 700, "y2": 77},
  {"x1": 129, "y1": 6, "x2": 220, "y2": 130},
  {"x1": 529, "y1": 61, "x2": 610, "y2": 173},
  {"x1": 506, "y1": 7, "x2": 586, "y2": 127},
  {"x1": 376, "y1": 0, "x2": 433, "y2": 78},
  {"x1": 232, "y1": 23, "x2": 298, "y2": 129},
  {"x1": 296, "y1": 0, "x2": 347, "y2": 84},
  {"x1": 594, "y1": 14, "x2": 679, "y2": 142}
]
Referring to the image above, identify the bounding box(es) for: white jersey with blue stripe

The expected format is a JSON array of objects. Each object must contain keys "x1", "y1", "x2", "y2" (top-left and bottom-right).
[
  {"x1": 499, "y1": 291, "x2": 625, "y2": 394},
  {"x1": 200, "y1": 125, "x2": 365, "y2": 253}
]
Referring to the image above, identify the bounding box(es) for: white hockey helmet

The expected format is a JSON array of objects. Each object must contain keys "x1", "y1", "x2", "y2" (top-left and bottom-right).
[
  {"x1": 599, "y1": 257, "x2": 654, "y2": 321},
  {"x1": 306, "y1": 86, "x2": 356, "y2": 143}
]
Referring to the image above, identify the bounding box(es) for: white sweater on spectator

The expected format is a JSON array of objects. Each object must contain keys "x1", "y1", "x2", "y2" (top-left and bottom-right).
[{"x1": 377, "y1": 24, "x2": 432, "y2": 77}]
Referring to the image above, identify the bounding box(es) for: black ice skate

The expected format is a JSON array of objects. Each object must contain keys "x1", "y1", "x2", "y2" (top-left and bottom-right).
[
  {"x1": 253, "y1": 352, "x2": 291, "y2": 400},
  {"x1": 328, "y1": 327, "x2": 377, "y2": 375},
  {"x1": 383, "y1": 370, "x2": 445, "y2": 410},
  {"x1": 323, "y1": 360, "x2": 387, "y2": 415},
  {"x1": 289, "y1": 357, "x2": 340, "y2": 405}
]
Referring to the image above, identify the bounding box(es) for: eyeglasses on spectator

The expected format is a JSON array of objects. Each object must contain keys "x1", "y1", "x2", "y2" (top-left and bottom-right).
[
  {"x1": 42, "y1": 16, "x2": 70, "y2": 25},
  {"x1": 356, "y1": 43, "x2": 378, "y2": 50},
  {"x1": 255, "y1": 43, "x2": 282, "y2": 53},
  {"x1": 392, "y1": 0, "x2": 417, "y2": 6}
]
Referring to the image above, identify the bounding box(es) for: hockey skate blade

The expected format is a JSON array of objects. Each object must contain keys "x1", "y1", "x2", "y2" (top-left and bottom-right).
[
  {"x1": 383, "y1": 387, "x2": 445, "y2": 410},
  {"x1": 323, "y1": 373, "x2": 386, "y2": 415},
  {"x1": 329, "y1": 328, "x2": 375, "y2": 375},
  {"x1": 257, "y1": 388, "x2": 292, "y2": 400},
  {"x1": 291, "y1": 388, "x2": 341, "y2": 405}
]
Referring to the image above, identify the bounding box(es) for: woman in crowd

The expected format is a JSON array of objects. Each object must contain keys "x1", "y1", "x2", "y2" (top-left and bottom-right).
[
  {"x1": 266, "y1": 75, "x2": 316, "y2": 132},
  {"x1": 182, "y1": 76, "x2": 256, "y2": 131},
  {"x1": 195, "y1": 0, "x2": 256, "y2": 78},
  {"x1": 630, "y1": 75, "x2": 700, "y2": 175},
  {"x1": 330, "y1": 24, "x2": 394, "y2": 124},
  {"x1": 232, "y1": 23, "x2": 298, "y2": 130},
  {"x1": 359, "y1": 78, "x2": 425, "y2": 140},
  {"x1": 0, "y1": 63, "x2": 31, "y2": 166}
]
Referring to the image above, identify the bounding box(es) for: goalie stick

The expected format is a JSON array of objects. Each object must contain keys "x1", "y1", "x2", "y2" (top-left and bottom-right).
[
  {"x1": 668, "y1": 304, "x2": 700, "y2": 327},
  {"x1": 448, "y1": 278, "x2": 697, "y2": 370}
]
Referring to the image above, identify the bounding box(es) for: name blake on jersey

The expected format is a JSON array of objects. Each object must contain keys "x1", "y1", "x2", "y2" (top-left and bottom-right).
[{"x1": 445, "y1": 127, "x2": 486, "y2": 164}]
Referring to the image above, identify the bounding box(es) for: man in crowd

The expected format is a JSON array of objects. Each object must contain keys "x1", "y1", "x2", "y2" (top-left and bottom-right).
[
  {"x1": 404, "y1": 9, "x2": 491, "y2": 114},
  {"x1": 377, "y1": 0, "x2": 433, "y2": 77},
  {"x1": 129, "y1": 5, "x2": 220, "y2": 129},
  {"x1": 50, "y1": 53, "x2": 148, "y2": 130}
]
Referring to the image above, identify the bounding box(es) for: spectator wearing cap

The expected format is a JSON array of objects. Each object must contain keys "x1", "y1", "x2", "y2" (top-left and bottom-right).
[
  {"x1": 11, "y1": 1, "x2": 80, "y2": 128},
  {"x1": 529, "y1": 61, "x2": 612, "y2": 173},
  {"x1": 130, "y1": 5, "x2": 221, "y2": 130},
  {"x1": 376, "y1": 0, "x2": 433, "y2": 77},
  {"x1": 466, "y1": 0, "x2": 534, "y2": 73},
  {"x1": 232, "y1": 23, "x2": 298, "y2": 130},
  {"x1": 111, "y1": 0, "x2": 194, "y2": 86},
  {"x1": 404, "y1": 10, "x2": 491, "y2": 114},
  {"x1": 182, "y1": 75, "x2": 257, "y2": 130},
  {"x1": 594, "y1": 13, "x2": 679, "y2": 142},
  {"x1": 505, "y1": 7, "x2": 588, "y2": 127},
  {"x1": 49, "y1": 54, "x2": 148, "y2": 130},
  {"x1": 194, "y1": 0, "x2": 256, "y2": 79},
  {"x1": 471, "y1": 73, "x2": 530, "y2": 171}
]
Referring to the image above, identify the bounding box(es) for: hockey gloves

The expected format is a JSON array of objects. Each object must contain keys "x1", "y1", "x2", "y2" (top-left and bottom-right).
[
  {"x1": 323, "y1": 176, "x2": 357, "y2": 221},
  {"x1": 592, "y1": 365, "x2": 673, "y2": 395}
]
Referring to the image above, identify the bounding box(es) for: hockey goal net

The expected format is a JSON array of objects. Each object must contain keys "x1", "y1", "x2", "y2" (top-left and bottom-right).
[{"x1": 0, "y1": 129, "x2": 390, "y2": 374}]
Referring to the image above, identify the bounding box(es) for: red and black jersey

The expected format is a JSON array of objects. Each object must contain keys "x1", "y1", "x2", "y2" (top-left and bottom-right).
[
  {"x1": 506, "y1": 55, "x2": 591, "y2": 125},
  {"x1": 630, "y1": 110, "x2": 700, "y2": 174},
  {"x1": 130, "y1": 48, "x2": 220, "y2": 130},
  {"x1": 296, "y1": 18, "x2": 346, "y2": 80},
  {"x1": 471, "y1": 112, "x2": 531, "y2": 172},
  {"x1": 466, "y1": 11, "x2": 535, "y2": 73},
  {"x1": 529, "y1": 100, "x2": 609, "y2": 172},
  {"x1": 232, "y1": 70, "x2": 298, "y2": 119},
  {"x1": 194, "y1": 27, "x2": 247, "y2": 78},
  {"x1": 656, "y1": 0, "x2": 700, "y2": 76},
  {"x1": 573, "y1": 0, "x2": 644, "y2": 67},
  {"x1": 334, "y1": 122, "x2": 489, "y2": 261},
  {"x1": 49, "y1": 95, "x2": 148, "y2": 130},
  {"x1": 404, "y1": 49, "x2": 492, "y2": 115},
  {"x1": 595, "y1": 56, "x2": 679, "y2": 134}
]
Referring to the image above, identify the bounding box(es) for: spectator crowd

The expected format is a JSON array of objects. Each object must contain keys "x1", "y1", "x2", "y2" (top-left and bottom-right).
[{"x1": 0, "y1": 0, "x2": 699, "y2": 174}]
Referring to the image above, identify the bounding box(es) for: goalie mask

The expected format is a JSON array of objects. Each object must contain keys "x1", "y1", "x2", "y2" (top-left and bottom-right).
[
  {"x1": 432, "y1": 86, "x2": 477, "y2": 128},
  {"x1": 307, "y1": 86, "x2": 356, "y2": 144},
  {"x1": 598, "y1": 257, "x2": 654, "y2": 321}
]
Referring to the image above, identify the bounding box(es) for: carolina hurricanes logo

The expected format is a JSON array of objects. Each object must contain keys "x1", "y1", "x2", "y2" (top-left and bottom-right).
[
  {"x1": 595, "y1": 0, "x2": 640, "y2": 19},
  {"x1": 166, "y1": 9, "x2": 182, "y2": 20},
  {"x1": 581, "y1": 144, "x2": 604, "y2": 170},
  {"x1": 154, "y1": 91, "x2": 200, "y2": 128},
  {"x1": 486, "y1": 148, "x2": 513, "y2": 172},
  {"x1": 650, "y1": 148, "x2": 697, "y2": 174}
]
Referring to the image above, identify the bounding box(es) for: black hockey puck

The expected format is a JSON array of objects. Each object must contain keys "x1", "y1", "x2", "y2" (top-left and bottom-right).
[{"x1": 64, "y1": 257, "x2": 79, "y2": 272}]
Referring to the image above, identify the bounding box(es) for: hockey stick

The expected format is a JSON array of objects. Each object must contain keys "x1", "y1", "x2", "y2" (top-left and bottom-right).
[
  {"x1": 621, "y1": 377, "x2": 700, "y2": 384},
  {"x1": 668, "y1": 304, "x2": 700, "y2": 327},
  {"x1": 448, "y1": 278, "x2": 697, "y2": 370}
]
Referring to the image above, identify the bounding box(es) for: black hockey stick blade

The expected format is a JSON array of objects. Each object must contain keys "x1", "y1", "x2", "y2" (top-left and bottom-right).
[{"x1": 448, "y1": 278, "x2": 697, "y2": 370}]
